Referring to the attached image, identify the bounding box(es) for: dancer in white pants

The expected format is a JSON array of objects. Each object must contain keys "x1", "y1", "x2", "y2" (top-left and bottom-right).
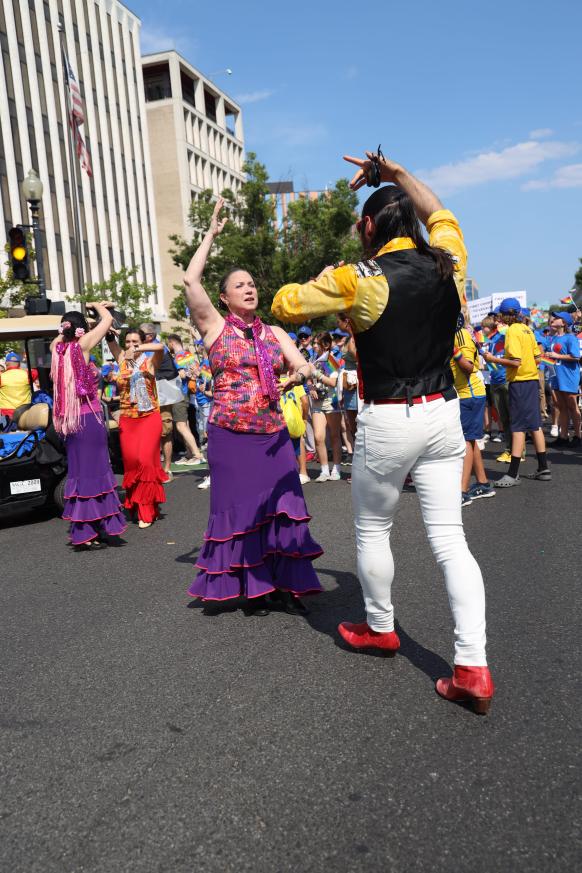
[
  {"x1": 352, "y1": 397, "x2": 486, "y2": 666},
  {"x1": 272, "y1": 147, "x2": 494, "y2": 714}
]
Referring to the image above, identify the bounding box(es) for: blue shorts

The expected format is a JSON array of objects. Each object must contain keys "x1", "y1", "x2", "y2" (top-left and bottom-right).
[
  {"x1": 459, "y1": 396, "x2": 486, "y2": 441},
  {"x1": 509, "y1": 380, "x2": 542, "y2": 433},
  {"x1": 291, "y1": 437, "x2": 301, "y2": 457}
]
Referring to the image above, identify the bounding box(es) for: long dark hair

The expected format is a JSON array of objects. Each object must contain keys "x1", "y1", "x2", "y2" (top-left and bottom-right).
[
  {"x1": 60, "y1": 310, "x2": 89, "y2": 343},
  {"x1": 362, "y1": 186, "x2": 455, "y2": 280}
]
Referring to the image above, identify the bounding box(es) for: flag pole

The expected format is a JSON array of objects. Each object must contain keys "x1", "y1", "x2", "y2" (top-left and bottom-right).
[{"x1": 57, "y1": 18, "x2": 86, "y2": 315}]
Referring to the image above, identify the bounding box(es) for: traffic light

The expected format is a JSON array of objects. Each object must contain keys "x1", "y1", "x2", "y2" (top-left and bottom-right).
[{"x1": 8, "y1": 225, "x2": 30, "y2": 282}]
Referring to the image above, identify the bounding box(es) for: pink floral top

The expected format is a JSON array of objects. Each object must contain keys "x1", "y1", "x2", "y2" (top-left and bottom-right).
[{"x1": 209, "y1": 322, "x2": 285, "y2": 433}]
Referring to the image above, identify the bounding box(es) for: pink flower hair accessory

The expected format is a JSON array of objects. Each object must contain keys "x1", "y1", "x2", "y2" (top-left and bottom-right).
[
  {"x1": 75, "y1": 327, "x2": 86, "y2": 338},
  {"x1": 61, "y1": 321, "x2": 72, "y2": 331}
]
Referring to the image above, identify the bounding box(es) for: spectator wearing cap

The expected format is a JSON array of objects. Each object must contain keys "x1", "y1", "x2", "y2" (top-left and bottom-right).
[
  {"x1": 483, "y1": 297, "x2": 550, "y2": 486},
  {"x1": 297, "y1": 326, "x2": 315, "y2": 362},
  {"x1": 0, "y1": 352, "x2": 31, "y2": 418},
  {"x1": 545, "y1": 310, "x2": 581, "y2": 447}
]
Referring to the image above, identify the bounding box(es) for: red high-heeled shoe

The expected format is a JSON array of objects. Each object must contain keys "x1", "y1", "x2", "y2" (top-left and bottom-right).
[
  {"x1": 436, "y1": 666, "x2": 494, "y2": 715},
  {"x1": 338, "y1": 621, "x2": 400, "y2": 656}
]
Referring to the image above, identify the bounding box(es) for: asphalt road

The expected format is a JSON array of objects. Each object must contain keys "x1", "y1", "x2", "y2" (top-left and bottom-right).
[{"x1": 1, "y1": 439, "x2": 580, "y2": 873}]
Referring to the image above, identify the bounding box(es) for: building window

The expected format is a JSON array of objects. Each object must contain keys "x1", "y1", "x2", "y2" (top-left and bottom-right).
[
  {"x1": 204, "y1": 89, "x2": 217, "y2": 122},
  {"x1": 143, "y1": 63, "x2": 172, "y2": 102},
  {"x1": 181, "y1": 71, "x2": 196, "y2": 107}
]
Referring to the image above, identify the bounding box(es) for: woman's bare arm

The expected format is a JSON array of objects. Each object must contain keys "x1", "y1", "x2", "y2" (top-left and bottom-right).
[{"x1": 183, "y1": 197, "x2": 227, "y2": 345}]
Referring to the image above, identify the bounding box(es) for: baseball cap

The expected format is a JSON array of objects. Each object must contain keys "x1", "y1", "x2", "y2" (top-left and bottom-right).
[
  {"x1": 521, "y1": 307, "x2": 531, "y2": 317},
  {"x1": 298, "y1": 325, "x2": 312, "y2": 337},
  {"x1": 550, "y1": 310, "x2": 574, "y2": 326},
  {"x1": 102, "y1": 363, "x2": 114, "y2": 376},
  {"x1": 498, "y1": 297, "x2": 522, "y2": 314},
  {"x1": 5, "y1": 351, "x2": 21, "y2": 363},
  {"x1": 332, "y1": 328, "x2": 349, "y2": 337},
  {"x1": 287, "y1": 332, "x2": 297, "y2": 341}
]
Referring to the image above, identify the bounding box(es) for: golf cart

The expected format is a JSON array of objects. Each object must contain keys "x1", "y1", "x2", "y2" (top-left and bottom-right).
[{"x1": 0, "y1": 315, "x2": 121, "y2": 519}]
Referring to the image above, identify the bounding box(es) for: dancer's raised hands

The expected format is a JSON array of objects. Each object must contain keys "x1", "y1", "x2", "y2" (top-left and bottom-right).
[{"x1": 343, "y1": 152, "x2": 401, "y2": 190}]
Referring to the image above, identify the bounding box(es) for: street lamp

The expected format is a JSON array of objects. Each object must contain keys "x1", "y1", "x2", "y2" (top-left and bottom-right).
[{"x1": 21, "y1": 169, "x2": 46, "y2": 299}]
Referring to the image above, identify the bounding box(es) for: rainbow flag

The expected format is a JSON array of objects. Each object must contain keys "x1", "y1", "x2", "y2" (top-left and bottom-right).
[
  {"x1": 473, "y1": 329, "x2": 484, "y2": 344},
  {"x1": 175, "y1": 351, "x2": 197, "y2": 369},
  {"x1": 539, "y1": 354, "x2": 555, "y2": 367},
  {"x1": 560, "y1": 294, "x2": 574, "y2": 305},
  {"x1": 199, "y1": 364, "x2": 212, "y2": 382},
  {"x1": 323, "y1": 353, "x2": 343, "y2": 376}
]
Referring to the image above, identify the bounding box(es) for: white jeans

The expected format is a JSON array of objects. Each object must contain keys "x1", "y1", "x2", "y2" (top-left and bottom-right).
[{"x1": 351, "y1": 397, "x2": 487, "y2": 666}]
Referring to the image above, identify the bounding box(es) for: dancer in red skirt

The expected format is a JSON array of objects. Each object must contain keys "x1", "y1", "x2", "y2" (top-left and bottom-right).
[{"x1": 107, "y1": 328, "x2": 168, "y2": 528}]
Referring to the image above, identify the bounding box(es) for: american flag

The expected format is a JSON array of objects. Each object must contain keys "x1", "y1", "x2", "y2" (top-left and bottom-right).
[{"x1": 63, "y1": 53, "x2": 92, "y2": 177}]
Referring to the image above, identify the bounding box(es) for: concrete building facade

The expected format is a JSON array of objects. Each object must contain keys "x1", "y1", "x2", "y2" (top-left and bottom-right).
[
  {"x1": 0, "y1": 0, "x2": 163, "y2": 313},
  {"x1": 142, "y1": 50, "x2": 245, "y2": 321}
]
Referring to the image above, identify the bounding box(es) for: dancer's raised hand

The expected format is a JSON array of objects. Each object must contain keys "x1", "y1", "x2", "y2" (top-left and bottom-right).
[
  {"x1": 343, "y1": 152, "x2": 401, "y2": 190},
  {"x1": 209, "y1": 196, "x2": 228, "y2": 237}
]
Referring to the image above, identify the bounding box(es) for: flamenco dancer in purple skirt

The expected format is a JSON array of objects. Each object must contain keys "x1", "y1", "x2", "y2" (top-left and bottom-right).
[
  {"x1": 50, "y1": 303, "x2": 126, "y2": 551},
  {"x1": 184, "y1": 198, "x2": 323, "y2": 615}
]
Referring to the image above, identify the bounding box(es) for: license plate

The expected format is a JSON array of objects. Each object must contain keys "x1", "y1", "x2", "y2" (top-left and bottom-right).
[{"x1": 10, "y1": 478, "x2": 42, "y2": 495}]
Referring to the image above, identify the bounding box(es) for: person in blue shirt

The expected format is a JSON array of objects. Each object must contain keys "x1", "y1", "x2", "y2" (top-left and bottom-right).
[
  {"x1": 481, "y1": 315, "x2": 511, "y2": 462},
  {"x1": 546, "y1": 311, "x2": 581, "y2": 446}
]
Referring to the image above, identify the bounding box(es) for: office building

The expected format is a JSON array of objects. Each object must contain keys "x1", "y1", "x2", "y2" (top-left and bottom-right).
[
  {"x1": 142, "y1": 50, "x2": 245, "y2": 321},
  {"x1": 465, "y1": 277, "x2": 479, "y2": 301},
  {"x1": 0, "y1": 0, "x2": 163, "y2": 313}
]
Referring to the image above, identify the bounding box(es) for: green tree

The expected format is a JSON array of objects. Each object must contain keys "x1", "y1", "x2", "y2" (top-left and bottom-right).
[
  {"x1": 68, "y1": 266, "x2": 156, "y2": 325},
  {"x1": 169, "y1": 153, "x2": 281, "y2": 322},
  {"x1": 279, "y1": 180, "x2": 360, "y2": 286},
  {"x1": 168, "y1": 154, "x2": 360, "y2": 328},
  {"x1": 574, "y1": 260, "x2": 582, "y2": 292}
]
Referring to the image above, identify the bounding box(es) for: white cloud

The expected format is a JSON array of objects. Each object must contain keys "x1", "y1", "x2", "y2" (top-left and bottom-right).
[
  {"x1": 523, "y1": 163, "x2": 582, "y2": 190},
  {"x1": 417, "y1": 140, "x2": 580, "y2": 196},
  {"x1": 234, "y1": 89, "x2": 274, "y2": 105},
  {"x1": 529, "y1": 128, "x2": 554, "y2": 139}
]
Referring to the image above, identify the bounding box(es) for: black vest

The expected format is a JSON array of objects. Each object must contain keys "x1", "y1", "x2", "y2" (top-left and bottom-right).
[{"x1": 355, "y1": 249, "x2": 460, "y2": 403}]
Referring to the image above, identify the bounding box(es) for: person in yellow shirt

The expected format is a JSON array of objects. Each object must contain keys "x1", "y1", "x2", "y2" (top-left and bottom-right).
[
  {"x1": 0, "y1": 352, "x2": 31, "y2": 417},
  {"x1": 482, "y1": 297, "x2": 549, "y2": 486},
  {"x1": 451, "y1": 316, "x2": 494, "y2": 505}
]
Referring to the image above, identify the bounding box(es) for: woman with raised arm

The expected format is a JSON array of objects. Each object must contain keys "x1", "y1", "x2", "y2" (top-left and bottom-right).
[
  {"x1": 182, "y1": 197, "x2": 323, "y2": 616},
  {"x1": 50, "y1": 303, "x2": 126, "y2": 550},
  {"x1": 107, "y1": 328, "x2": 168, "y2": 529}
]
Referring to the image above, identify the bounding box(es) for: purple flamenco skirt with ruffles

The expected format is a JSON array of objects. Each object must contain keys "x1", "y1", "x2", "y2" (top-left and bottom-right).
[
  {"x1": 63, "y1": 411, "x2": 127, "y2": 545},
  {"x1": 189, "y1": 423, "x2": 323, "y2": 601}
]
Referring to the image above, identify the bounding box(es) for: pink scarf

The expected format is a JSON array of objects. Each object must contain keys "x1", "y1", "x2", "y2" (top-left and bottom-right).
[
  {"x1": 226, "y1": 313, "x2": 279, "y2": 405},
  {"x1": 50, "y1": 341, "x2": 95, "y2": 435}
]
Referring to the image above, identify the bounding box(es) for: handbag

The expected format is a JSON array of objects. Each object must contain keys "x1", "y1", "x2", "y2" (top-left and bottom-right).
[{"x1": 156, "y1": 375, "x2": 184, "y2": 406}]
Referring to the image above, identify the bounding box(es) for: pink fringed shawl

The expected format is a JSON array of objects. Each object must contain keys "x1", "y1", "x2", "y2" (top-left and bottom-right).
[{"x1": 50, "y1": 341, "x2": 95, "y2": 435}]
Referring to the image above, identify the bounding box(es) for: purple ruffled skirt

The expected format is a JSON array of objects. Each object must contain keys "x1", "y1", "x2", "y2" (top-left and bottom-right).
[
  {"x1": 189, "y1": 423, "x2": 323, "y2": 601},
  {"x1": 63, "y1": 411, "x2": 127, "y2": 545}
]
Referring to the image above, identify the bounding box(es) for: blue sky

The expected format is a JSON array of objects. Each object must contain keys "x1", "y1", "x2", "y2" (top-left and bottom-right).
[{"x1": 133, "y1": 0, "x2": 582, "y2": 304}]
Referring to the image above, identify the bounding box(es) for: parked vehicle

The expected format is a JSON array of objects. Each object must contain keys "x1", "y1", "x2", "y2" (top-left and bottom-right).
[{"x1": 0, "y1": 316, "x2": 121, "y2": 519}]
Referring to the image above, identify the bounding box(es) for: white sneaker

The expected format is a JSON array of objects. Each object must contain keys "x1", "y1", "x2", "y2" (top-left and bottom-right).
[
  {"x1": 299, "y1": 474, "x2": 311, "y2": 485},
  {"x1": 198, "y1": 476, "x2": 211, "y2": 490},
  {"x1": 314, "y1": 472, "x2": 330, "y2": 482},
  {"x1": 180, "y1": 456, "x2": 205, "y2": 466},
  {"x1": 550, "y1": 425, "x2": 559, "y2": 437},
  {"x1": 483, "y1": 433, "x2": 491, "y2": 442},
  {"x1": 330, "y1": 470, "x2": 341, "y2": 481}
]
